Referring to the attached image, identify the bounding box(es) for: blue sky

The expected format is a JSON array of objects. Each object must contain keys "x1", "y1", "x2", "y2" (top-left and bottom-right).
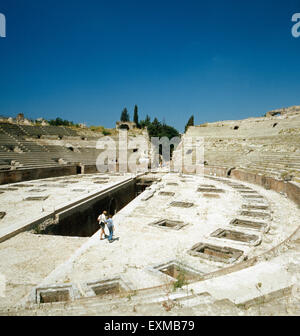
[{"x1": 0, "y1": 0, "x2": 299, "y2": 132}]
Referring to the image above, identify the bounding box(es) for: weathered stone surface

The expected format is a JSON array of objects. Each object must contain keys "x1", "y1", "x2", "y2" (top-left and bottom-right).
[{"x1": 1, "y1": 106, "x2": 300, "y2": 316}]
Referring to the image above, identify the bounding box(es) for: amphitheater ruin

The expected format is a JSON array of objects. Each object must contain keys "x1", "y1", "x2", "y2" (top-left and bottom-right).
[{"x1": 0, "y1": 105, "x2": 300, "y2": 316}]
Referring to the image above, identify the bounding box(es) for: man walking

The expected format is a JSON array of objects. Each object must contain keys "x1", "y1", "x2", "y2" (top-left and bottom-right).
[
  {"x1": 106, "y1": 214, "x2": 115, "y2": 243},
  {"x1": 97, "y1": 210, "x2": 107, "y2": 240}
]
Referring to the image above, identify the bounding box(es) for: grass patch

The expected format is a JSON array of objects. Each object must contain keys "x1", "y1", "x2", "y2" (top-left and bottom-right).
[{"x1": 173, "y1": 268, "x2": 187, "y2": 290}]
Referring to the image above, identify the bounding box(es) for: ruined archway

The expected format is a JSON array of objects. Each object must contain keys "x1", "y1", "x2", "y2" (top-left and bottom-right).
[{"x1": 227, "y1": 167, "x2": 235, "y2": 177}]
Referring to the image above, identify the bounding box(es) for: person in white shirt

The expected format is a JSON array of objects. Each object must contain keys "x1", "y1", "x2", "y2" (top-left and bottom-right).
[{"x1": 97, "y1": 210, "x2": 107, "y2": 240}]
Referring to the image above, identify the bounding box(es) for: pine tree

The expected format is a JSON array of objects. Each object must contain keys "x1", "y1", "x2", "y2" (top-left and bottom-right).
[
  {"x1": 148, "y1": 118, "x2": 162, "y2": 138},
  {"x1": 139, "y1": 115, "x2": 151, "y2": 129},
  {"x1": 133, "y1": 105, "x2": 140, "y2": 128},
  {"x1": 120, "y1": 108, "x2": 130, "y2": 122},
  {"x1": 184, "y1": 115, "x2": 194, "y2": 133}
]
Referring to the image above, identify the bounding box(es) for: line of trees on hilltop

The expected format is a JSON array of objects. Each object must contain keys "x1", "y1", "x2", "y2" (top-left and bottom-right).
[
  {"x1": 120, "y1": 105, "x2": 180, "y2": 140},
  {"x1": 48, "y1": 117, "x2": 79, "y2": 127},
  {"x1": 46, "y1": 107, "x2": 194, "y2": 137}
]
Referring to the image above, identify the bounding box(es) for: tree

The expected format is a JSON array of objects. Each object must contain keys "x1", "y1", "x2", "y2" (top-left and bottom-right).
[
  {"x1": 147, "y1": 117, "x2": 179, "y2": 139},
  {"x1": 184, "y1": 115, "x2": 194, "y2": 133},
  {"x1": 120, "y1": 108, "x2": 130, "y2": 122},
  {"x1": 145, "y1": 115, "x2": 151, "y2": 124},
  {"x1": 139, "y1": 114, "x2": 151, "y2": 129},
  {"x1": 148, "y1": 118, "x2": 162, "y2": 138},
  {"x1": 160, "y1": 124, "x2": 180, "y2": 139},
  {"x1": 49, "y1": 117, "x2": 74, "y2": 126},
  {"x1": 133, "y1": 105, "x2": 140, "y2": 128},
  {"x1": 147, "y1": 117, "x2": 180, "y2": 159}
]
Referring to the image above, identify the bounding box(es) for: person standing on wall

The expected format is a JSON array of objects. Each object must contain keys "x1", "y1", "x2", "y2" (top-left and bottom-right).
[{"x1": 97, "y1": 210, "x2": 107, "y2": 240}]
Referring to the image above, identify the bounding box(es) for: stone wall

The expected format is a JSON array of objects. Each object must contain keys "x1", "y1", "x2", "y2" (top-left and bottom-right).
[
  {"x1": 178, "y1": 105, "x2": 300, "y2": 182},
  {"x1": 265, "y1": 105, "x2": 300, "y2": 117},
  {"x1": 45, "y1": 179, "x2": 137, "y2": 236},
  {"x1": 186, "y1": 110, "x2": 300, "y2": 139},
  {"x1": 115, "y1": 121, "x2": 136, "y2": 130},
  {"x1": 80, "y1": 164, "x2": 98, "y2": 174},
  {"x1": 203, "y1": 165, "x2": 300, "y2": 208},
  {"x1": 0, "y1": 165, "x2": 78, "y2": 185},
  {"x1": 231, "y1": 168, "x2": 300, "y2": 206}
]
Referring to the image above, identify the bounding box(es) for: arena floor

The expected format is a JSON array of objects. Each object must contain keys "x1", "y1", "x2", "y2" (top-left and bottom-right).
[{"x1": 1, "y1": 172, "x2": 300, "y2": 314}]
